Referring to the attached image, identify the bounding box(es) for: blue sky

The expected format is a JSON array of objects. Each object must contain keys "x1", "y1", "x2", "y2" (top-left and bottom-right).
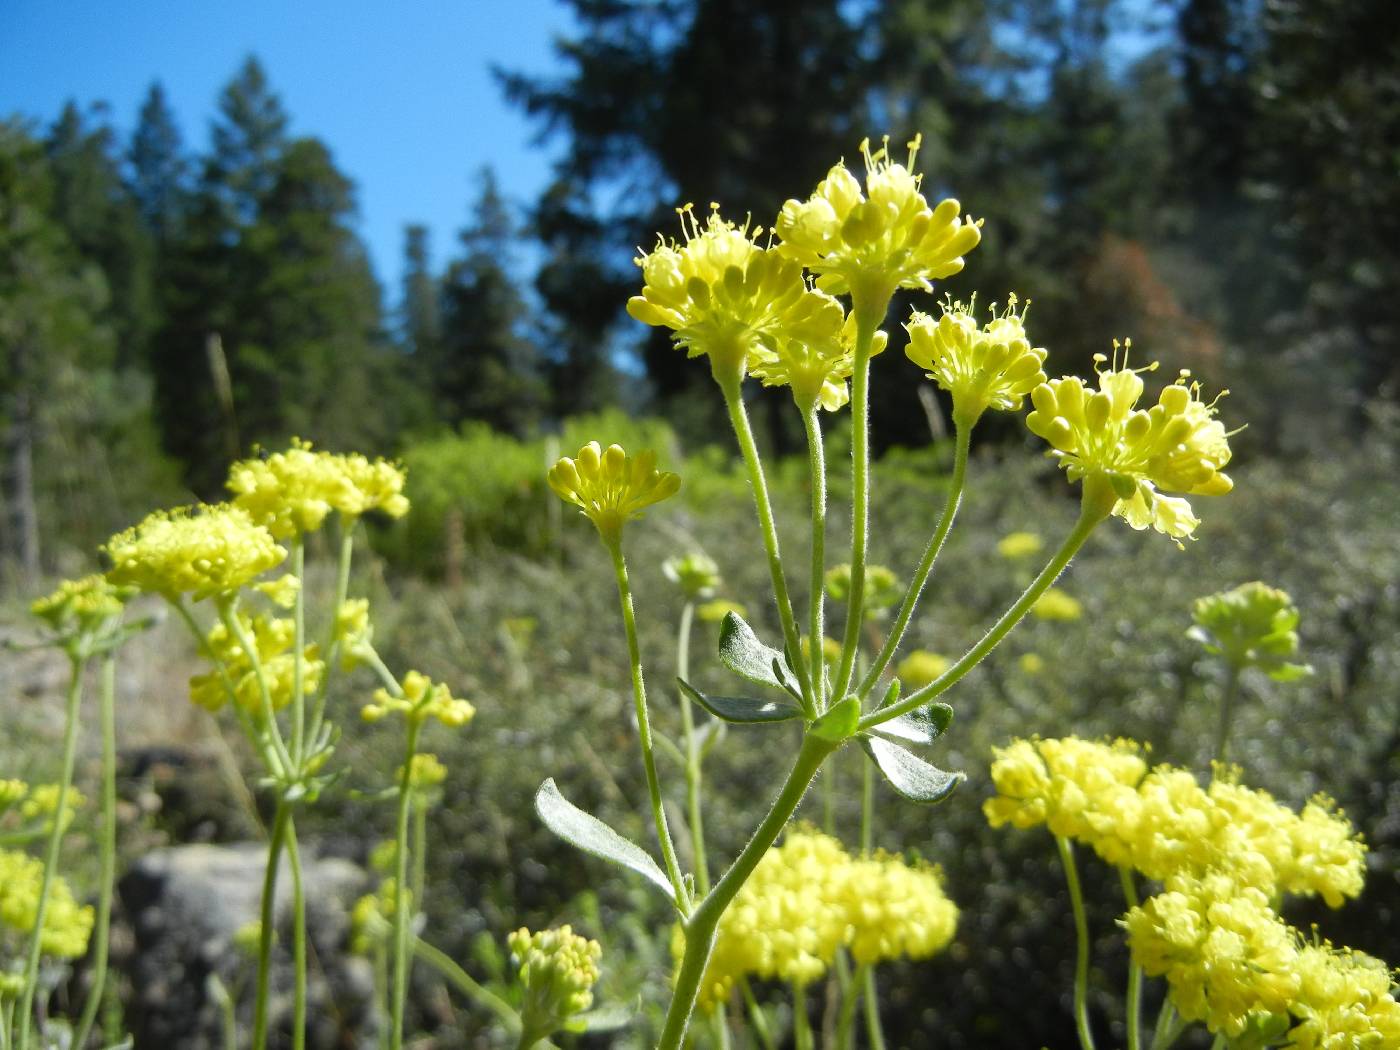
[{"x1": 0, "y1": 0, "x2": 573, "y2": 295}]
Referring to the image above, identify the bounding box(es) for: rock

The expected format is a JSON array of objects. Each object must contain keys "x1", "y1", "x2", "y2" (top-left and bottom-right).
[{"x1": 118, "y1": 842, "x2": 376, "y2": 1049}]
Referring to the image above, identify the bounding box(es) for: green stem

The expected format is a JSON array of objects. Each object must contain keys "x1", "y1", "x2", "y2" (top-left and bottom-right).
[
  {"x1": 219, "y1": 599, "x2": 294, "y2": 779},
  {"x1": 285, "y1": 818, "x2": 308, "y2": 1050},
  {"x1": 389, "y1": 720, "x2": 422, "y2": 1050},
  {"x1": 1119, "y1": 866, "x2": 1143, "y2": 1050},
  {"x1": 860, "y1": 756, "x2": 874, "y2": 855},
  {"x1": 309, "y1": 526, "x2": 356, "y2": 741},
  {"x1": 801, "y1": 403, "x2": 829, "y2": 712},
  {"x1": 1214, "y1": 664, "x2": 1242, "y2": 766},
  {"x1": 412, "y1": 798, "x2": 428, "y2": 910},
  {"x1": 710, "y1": 1006, "x2": 731, "y2": 1050},
  {"x1": 861, "y1": 493, "x2": 1107, "y2": 731},
  {"x1": 858, "y1": 420, "x2": 971, "y2": 697},
  {"x1": 792, "y1": 984, "x2": 813, "y2": 1050},
  {"x1": 1056, "y1": 835, "x2": 1096, "y2": 1050},
  {"x1": 413, "y1": 938, "x2": 520, "y2": 1033},
  {"x1": 374, "y1": 942, "x2": 389, "y2": 1050},
  {"x1": 72, "y1": 654, "x2": 118, "y2": 1050},
  {"x1": 1148, "y1": 1001, "x2": 1188, "y2": 1050},
  {"x1": 832, "y1": 312, "x2": 878, "y2": 700},
  {"x1": 740, "y1": 978, "x2": 776, "y2": 1050},
  {"x1": 657, "y1": 733, "x2": 839, "y2": 1050},
  {"x1": 252, "y1": 801, "x2": 292, "y2": 1050},
  {"x1": 719, "y1": 378, "x2": 814, "y2": 716},
  {"x1": 676, "y1": 601, "x2": 710, "y2": 896},
  {"x1": 16, "y1": 654, "x2": 85, "y2": 1050},
  {"x1": 835, "y1": 961, "x2": 863, "y2": 1050},
  {"x1": 608, "y1": 541, "x2": 689, "y2": 909},
  {"x1": 291, "y1": 537, "x2": 307, "y2": 768},
  {"x1": 862, "y1": 964, "x2": 887, "y2": 1050}
]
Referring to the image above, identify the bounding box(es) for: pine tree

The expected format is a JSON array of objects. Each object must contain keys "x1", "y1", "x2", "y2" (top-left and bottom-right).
[
  {"x1": 435, "y1": 169, "x2": 544, "y2": 434},
  {"x1": 128, "y1": 81, "x2": 189, "y2": 241}
]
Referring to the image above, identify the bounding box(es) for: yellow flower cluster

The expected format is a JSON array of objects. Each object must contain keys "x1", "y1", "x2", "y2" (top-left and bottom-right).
[
  {"x1": 0, "y1": 850, "x2": 94, "y2": 959},
  {"x1": 510, "y1": 925, "x2": 603, "y2": 1032},
  {"x1": 1025, "y1": 348, "x2": 1233, "y2": 540},
  {"x1": 627, "y1": 204, "x2": 845, "y2": 380},
  {"x1": 30, "y1": 575, "x2": 134, "y2": 637},
  {"x1": 18, "y1": 784, "x2": 86, "y2": 833},
  {"x1": 547, "y1": 442, "x2": 681, "y2": 542},
  {"x1": 0, "y1": 779, "x2": 27, "y2": 808},
  {"x1": 896, "y1": 650, "x2": 951, "y2": 690},
  {"x1": 996, "y1": 531, "x2": 1044, "y2": 559},
  {"x1": 227, "y1": 439, "x2": 410, "y2": 537},
  {"x1": 335, "y1": 598, "x2": 372, "y2": 669},
  {"x1": 348, "y1": 880, "x2": 397, "y2": 957},
  {"x1": 690, "y1": 828, "x2": 958, "y2": 1007},
  {"x1": 750, "y1": 313, "x2": 889, "y2": 412},
  {"x1": 985, "y1": 737, "x2": 1147, "y2": 865},
  {"x1": 775, "y1": 136, "x2": 982, "y2": 304},
  {"x1": 662, "y1": 553, "x2": 722, "y2": 601},
  {"x1": 1030, "y1": 587, "x2": 1083, "y2": 622},
  {"x1": 188, "y1": 613, "x2": 324, "y2": 718},
  {"x1": 401, "y1": 753, "x2": 448, "y2": 791},
  {"x1": 104, "y1": 505, "x2": 286, "y2": 601},
  {"x1": 1189, "y1": 581, "x2": 1312, "y2": 682},
  {"x1": 1123, "y1": 872, "x2": 1299, "y2": 1037},
  {"x1": 361, "y1": 670, "x2": 475, "y2": 728},
  {"x1": 1289, "y1": 942, "x2": 1400, "y2": 1049},
  {"x1": 985, "y1": 737, "x2": 1366, "y2": 906},
  {"x1": 905, "y1": 296, "x2": 1047, "y2": 426},
  {"x1": 824, "y1": 562, "x2": 901, "y2": 612}
]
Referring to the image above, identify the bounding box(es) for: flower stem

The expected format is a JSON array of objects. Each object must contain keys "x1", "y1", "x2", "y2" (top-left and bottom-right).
[
  {"x1": 1056, "y1": 835, "x2": 1096, "y2": 1050},
  {"x1": 72, "y1": 654, "x2": 118, "y2": 1050},
  {"x1": 16, "y1": 654, "x2": 85, "y2": 1050},
  {"x1": 719, "y1": 379, "x2": 814, "y2": 715},
  {"x1": 219, "y1": 599, "x2": 294, "y2": 780},
  {"x1": 802, "y1": 403, "x2": 829, "y2": 712},
  {"x1": 740, "y1": 978, "x2": 776, "y2": 1050},
  {"x1": 859, "y1": 420, "x2": 972, "y2": 697},
  {"x1": 291, "y1": 538, "x2": 307, "y2": 768},
  {"x1": 308, "y1": 525, "x2": 355, "y2": 741},
  {"x1": 835, "y1": 961, "x2": 864, "y2": 1050},
  {"x1": 676, "y1": 600, "x2": 711, "y2": 895},
  {"x1": 862, "y1": 964, "x2": 887, "y2": 1050},
  {"x1": 1213, "y1": 664, "x2": 1242, "y2": 766},
  {"x1": 861, "y1": 494, "x2": 1106, "y2": 731},
  {"x1": 413, "y1": 938, "x2": 521, "y2": 1033},
  {"x1": 1119, "y1": 866, "x2": 1143, "y2": 1050},
  {"x1": 285, "y1": 818, "x2": 308, "y2": 1050},
  {"x1": 389, "y1": 720, "x2": 422, "y2": 1050},
  {"x1": 657, "y1": 733, "x2": 839, "y2": 1050},
  {"x1": 833, "y1": 311, "x2": 880, "y2": 700},
  {"x1": 792, "y1": 984, "x2": 813, "y2": 1050},
  {"x1": 608, "y1": 540, "x2": 689, "y2": 908},
  {"x1": 252, "y1": 801, "x2": 292, "y2": 1050}
]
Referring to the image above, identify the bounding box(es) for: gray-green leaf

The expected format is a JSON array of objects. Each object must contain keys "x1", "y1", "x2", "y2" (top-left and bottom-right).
[
  {"x1": 872, "y1": 703, "x2": 954, "y2": 745},
  {"x1": 677, "y1": 678, "x2": 803, "y2": 723},
  {"x1": 861, "y1": 736, "x2": 963, "y2": 804},
  {"x1": 534, "y1": 779, "x2": 675, "y2": 900},
  {"x1": 718, "y1": 612, "x2": 801, "y2": 697}
]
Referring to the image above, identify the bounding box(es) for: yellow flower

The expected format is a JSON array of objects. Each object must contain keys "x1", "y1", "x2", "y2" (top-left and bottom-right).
[
  {"x1": 19, "y1": 784, "x2": 85, "y2": 833},
  {"x1": 996, "y1": 531, "x2": 1043, "y2": 559},
  {"x1": 0, "y1": 779, "x2": 28, "y2": 809},
  {"x1": 749, "y1": 311, "x2": 888, "y2": 411},
  {"x1": 227, "y1": 439, "x2": 341, "y2": 537},
  {"x1": 402, "y1": 753, "x2": 448, "y2": 791},
  {"x1": 1189, "y1": 581, "x2": 1312, "y2": 681},
  {"x1": 188, "y1": 613, "x2": 324, "y2": 718},
  {"x1": 510, "y1": 925, "x2": 602, "y2": 1037},
  {"x1": 842, "y1": 852, "x2": 959, "y2": 966},
  {"x1": 1123, "y1": 872, "x2": 1299, "y2": 1037},
  {"x1": 547, "y1": 442, "x2": 680, "y2": 543},
  {"x1": 331, "y1": 451, "x2": 411, "y2": 519},
  {"x1": 627, "y1": 204, "x2": 845, "y2": 381},
  {"x1": 1031, "y1": 587, "x2": 1083, "y2": 622},
  {"x1": 1025, "y1": 346, "x2": 1234, "y2": 540},
  {"x1": 662, "y1": 553, "x2": 722, "y2": 601},
  {"x1": 1018, "y1": 652, "x2": 1045, "y2": 675},
  {"x1": 824, "y1": 562, "x2": 901, "y2": 612},
  {"x1": 905, "y1": 295, "x2": 1047, "y2": 426},
  {"x1": 335, "y1": 598, "x2": 372, "y2": 670},
  {"x1": 697, "y1": 599, "x2": 747, "y2": 623},
  {"x1": 1288, "y1": 942, "x2": 1400, "y2": 1049},
  {"x1": 775, "y1": 136, "x2": 982, "y2": 307},
  {"x1": 896, "y1": 650, "x2": 951, "y2": 690},
  {"x1": 104, "y1": 505, "x2": 286, "y2": 601},
  {"x1": 984, "y1": 736, "x2": 1148, "y2": 866},
  {"x1": 31, "y1": 575, "x2": 134, "y2": 637},
  {"x1": 1284, "y1": 795, "x2": 1367, "y2": 908},
  {"x1": 361, "y1": 670, "x2": 474, "y2": 728},
  {"x1": 255, "y1": 574, "x2": 301, "y2": 609},
  {"x1": 0, "y1": 849, "x2": 95, "y2": 959}
]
